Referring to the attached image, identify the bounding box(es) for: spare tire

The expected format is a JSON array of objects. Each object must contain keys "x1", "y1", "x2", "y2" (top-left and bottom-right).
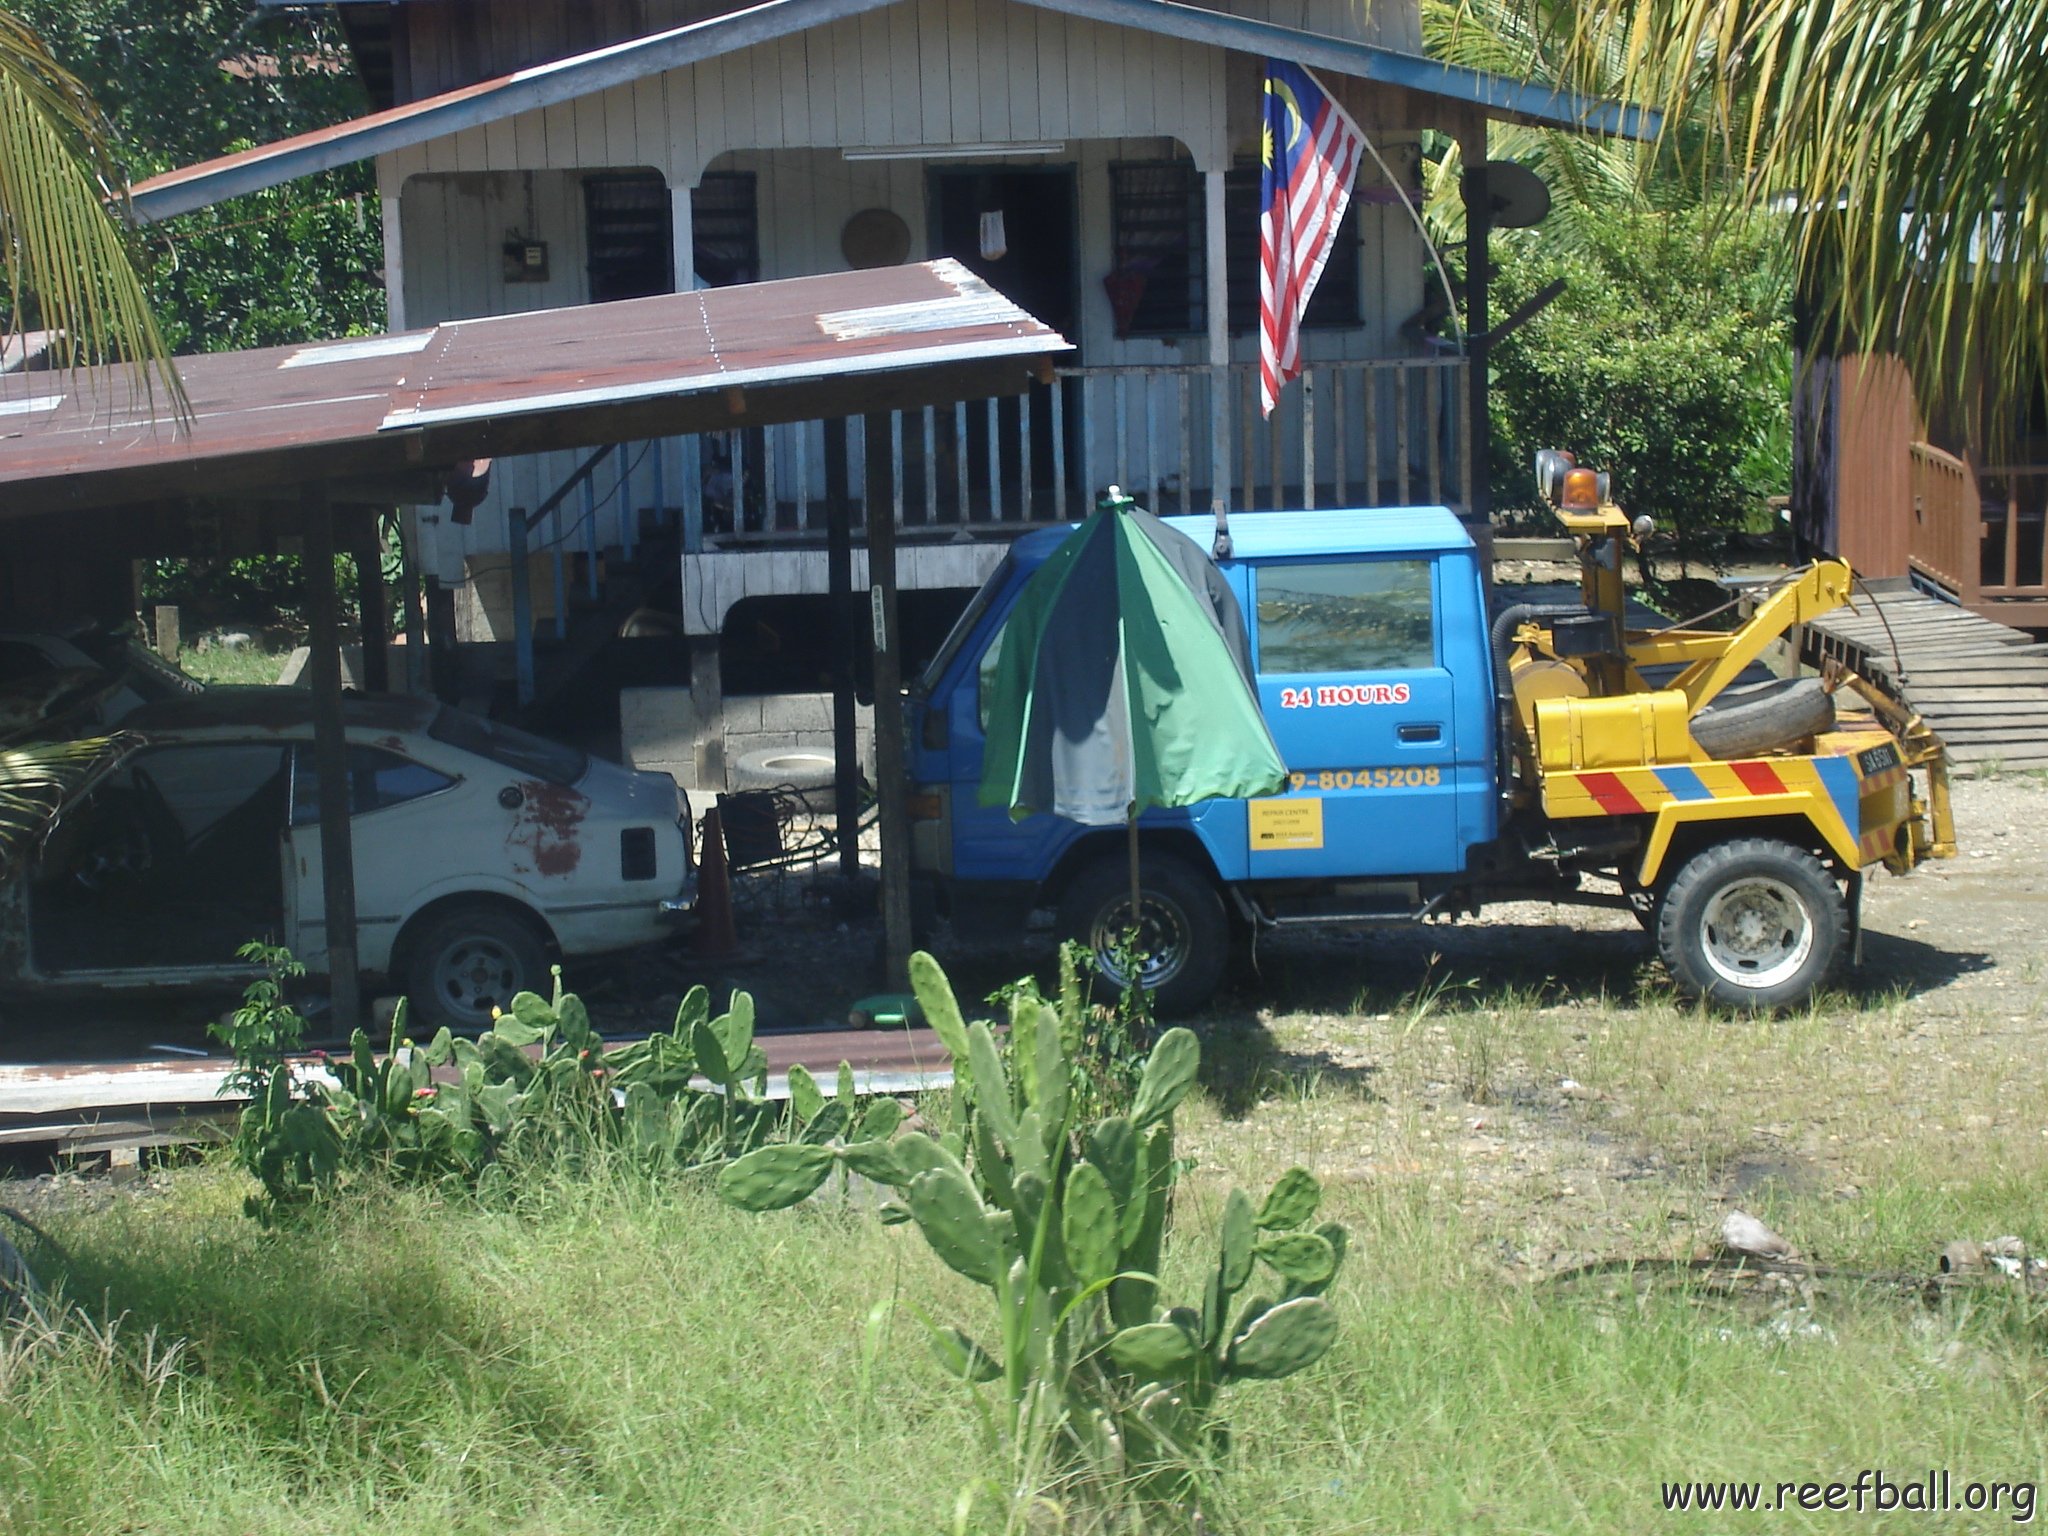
[
  {"x1": 1689, "y1": 677, "x2": 1836, "y2": 759},
  {"x1": 731, "y1": 745, "x2": 837, "y2": 791}
]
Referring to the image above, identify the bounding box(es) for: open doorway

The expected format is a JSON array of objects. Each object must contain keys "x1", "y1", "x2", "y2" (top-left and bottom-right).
[{"x1": 929, "y1": 167, "x2": 1078, "y2": 518}]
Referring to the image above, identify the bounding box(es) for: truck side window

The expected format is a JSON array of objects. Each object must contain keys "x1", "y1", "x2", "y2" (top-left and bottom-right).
[
  {"x1": 977, "y1": 624, "x2": 1007, "y2": 731},
  {"x1": 1255, "y1": 560, "x2": 1434, "y2": 673}
]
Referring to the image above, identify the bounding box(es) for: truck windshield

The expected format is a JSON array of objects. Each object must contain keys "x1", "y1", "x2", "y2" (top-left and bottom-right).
[{"x1": 912, "y1": 553, "x2": 1015, "y2": 699}]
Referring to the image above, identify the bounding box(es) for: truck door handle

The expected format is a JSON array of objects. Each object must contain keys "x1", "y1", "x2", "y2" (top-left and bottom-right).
[{"x1": 1397, "y1": 722, "x2": 1443, "y2": 744}]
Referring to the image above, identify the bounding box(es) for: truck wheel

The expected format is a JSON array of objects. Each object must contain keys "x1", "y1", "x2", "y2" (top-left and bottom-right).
[
  {"x1": 1057, "y1": 852, "x2": 1228, "y2": 1017},
  {"x1": 1655, "y1": 839, "x2": 1847, "y2": 1008},
  {"x1": 403, "y1": 904, "x2": 550, "y2": 1033}
]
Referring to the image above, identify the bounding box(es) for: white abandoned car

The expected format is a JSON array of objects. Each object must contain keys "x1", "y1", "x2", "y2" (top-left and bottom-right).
[{"x1": 3, "y1": 691, "x2": 695, "y2": 1029}]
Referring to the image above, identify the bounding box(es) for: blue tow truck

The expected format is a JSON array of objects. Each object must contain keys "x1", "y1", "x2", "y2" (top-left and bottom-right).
[{"x1": 903, "y1": 490, "x2": 1950, "y2": 1012}]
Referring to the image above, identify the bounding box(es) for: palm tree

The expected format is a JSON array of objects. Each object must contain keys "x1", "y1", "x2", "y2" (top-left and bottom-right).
[
  {"x1": 1504, "y1": 0, "x2": 2048, "y2": 448},
  {"x1": 0, "y1": 11, "x2": 180, "y2": 866},
  {"x1": 0, "y1": 8, "x2": 179, "y2": 400}
]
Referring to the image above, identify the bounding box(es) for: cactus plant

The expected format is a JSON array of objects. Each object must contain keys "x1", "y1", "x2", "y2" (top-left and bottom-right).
[{"x1": 717, "y1": 949, "x2": 1348, "y2": 1497}]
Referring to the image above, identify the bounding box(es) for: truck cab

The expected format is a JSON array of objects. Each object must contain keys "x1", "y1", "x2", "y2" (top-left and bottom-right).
[{"x1": 907, "y1": 507, "x2": 1498, "y2": 1010}]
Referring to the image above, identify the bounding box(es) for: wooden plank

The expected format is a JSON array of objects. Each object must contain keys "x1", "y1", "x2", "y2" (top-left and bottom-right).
[
  {"x1": 917, "y1": 0, "x2": 951, "y2": 143},
  {"x1": 830, "y1": 17, "x2": 863, "y2": 148},
  {"x1": 975, "y1": 0, "x2": 1011, "y2": 140},
  {"x1": 695, "y1": 58, "x2": 730, "y2": 169},
  {"x1": 750, "y1": 32, "x2": 784, "y2": 149},
  {"x1": 948, "y1": 0, "x2": 979, "y2": 145},
  {"x1": 634, "y1": 77, "x2": 667, "y2": 176},
  {"x1": 574, "y1": 89, "x2": 609, "y2": 169},
  {"x1": 1065, "y1": 11, "x2": 1098, "y2": 138},
  {"x1": 1875, "y1": 667, "x2": 2048, "y2": 684},
  {"x1": 857, "y1": 4, "x2": 892, "y2": 144},
  {"x1": 779, "y1": 35, "x2": 812, "y2": 147},
  {"x1": 1036, "y1": 5, "x2": 1068, "y2": 134},
  {"x1": 888, "y1": 0, "x2": 922, "y2": 142}
]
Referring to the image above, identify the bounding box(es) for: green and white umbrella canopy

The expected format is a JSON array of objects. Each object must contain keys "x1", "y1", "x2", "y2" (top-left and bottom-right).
[{"x1": 980, "y1": 492, "x2": 1286, "y2": 826}]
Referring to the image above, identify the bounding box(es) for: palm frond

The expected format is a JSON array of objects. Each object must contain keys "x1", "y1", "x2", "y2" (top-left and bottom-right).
[
  {"x1": 0, "y1": 732, "x2": 144, "y2": 877},
  {"x1": 0, "y1": 12, "x2": 183, "y2": 415},
  {"x1": 1536, "y1": 0, "x2": 2048, "y2": 449}
]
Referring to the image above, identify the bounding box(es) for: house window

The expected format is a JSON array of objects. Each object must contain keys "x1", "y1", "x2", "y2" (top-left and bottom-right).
[
  {"x1": 1254, "y1": 560, "x2": 1435, "y2": 674},
  {"x1": 584, "y1": 173, "x2": 675, "y2": 303},
  {"x1": 1224, "y1": 168, "x2": 1362, "y2": 334},
  {"x1": 691, "y1": 171, "x2": 760, "y2": 288},
  {"x1": 1108, "y1": 161, "x2": 1204, "y2": 338}
]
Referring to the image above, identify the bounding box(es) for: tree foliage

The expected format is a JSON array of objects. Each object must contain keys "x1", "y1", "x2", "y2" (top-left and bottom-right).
[
  {"x1": 1498, "y1": 0, "x2": 2048, "y2": 452},
  {"x1": 1485, "y1": 209, "x2": 1791, "y2": 559},
  {"x1": 0, "y1": 9, "x2": 178, "y2": 402},
  {"x1": 17, "y1": 0, "x2": 383, "y2": 353}
]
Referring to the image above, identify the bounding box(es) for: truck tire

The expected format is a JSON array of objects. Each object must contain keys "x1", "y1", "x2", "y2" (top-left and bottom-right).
[
  {"x1": 403, "y1": 903, "x2": 550, "y2": 1033},
  {"x1": 1689, "y1": 678, "x2": 1836, "y2": 759},
  {"x1": 1057, "y1": 851, "x2": 1229, "y2": 1017},
  {"x1": 1655, "y1": 838, "x2": 1847, "y2": 1009}
]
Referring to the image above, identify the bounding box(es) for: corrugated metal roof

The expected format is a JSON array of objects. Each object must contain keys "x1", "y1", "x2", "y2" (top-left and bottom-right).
[
  {"x1": 0, "y1": 260, "x2": 1068, "y2": 520},
  {"x1": 130, "y1": 0, "x2": 1654, "y2": 221}
]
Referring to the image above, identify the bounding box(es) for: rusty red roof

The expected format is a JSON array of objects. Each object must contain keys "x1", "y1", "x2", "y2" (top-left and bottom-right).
[{"x1": 0, "y1": 260, "x2": 1068, "y2": 520}]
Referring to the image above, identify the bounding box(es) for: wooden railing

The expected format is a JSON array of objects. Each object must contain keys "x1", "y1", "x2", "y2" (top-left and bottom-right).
[
  {"x1": 1909, "y1": 441, "x2": 2048, "y2": 613},
  {"x1": 1974, "y1": 464, "x2": 2048, "y2": 602},
  {"x1": 675, "y1": 355, "x2": 1468, "y2": 548},
  {"x1": 1908, "y1": 441, "x2": 1975, "y2": 599}
]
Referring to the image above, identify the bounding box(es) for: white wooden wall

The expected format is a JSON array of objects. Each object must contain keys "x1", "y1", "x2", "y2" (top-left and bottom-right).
[{"x1": 383, "y1": 0, "x2": 1446, "y2": 602}]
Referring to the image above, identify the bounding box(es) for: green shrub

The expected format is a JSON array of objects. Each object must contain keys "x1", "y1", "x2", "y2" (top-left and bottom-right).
[
  {"x1": 719, "y1": 951, "x2": 1346, "y2": 1517},
  {"x1": 1487, "y1": 209, "x2": 1792, "y2": 562},
  {"x1": 215, "y1": 959, "x2": 788, "y2": 1218}
]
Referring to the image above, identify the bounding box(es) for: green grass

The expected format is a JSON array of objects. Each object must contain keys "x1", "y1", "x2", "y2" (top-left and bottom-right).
[
  {"x1": 176, "y1": 643, "x2": 290, "y2": 687},
  {"x1": 9, "y1": 981, "x2": 2048, "y2": 1536}
]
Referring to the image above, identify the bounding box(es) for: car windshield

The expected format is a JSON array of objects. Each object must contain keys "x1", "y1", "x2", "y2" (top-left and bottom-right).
[
  {"x1": 429, "y1": 707, "x2": 587, "y2": 784},
  {"x1": 912, "y1": 553, "x2": 1015, "y2": 700}
]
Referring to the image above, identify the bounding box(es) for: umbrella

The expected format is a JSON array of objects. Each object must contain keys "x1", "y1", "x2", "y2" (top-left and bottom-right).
[{"x1": 979, "y1": 488, "x2": 1287, "y2": 954}]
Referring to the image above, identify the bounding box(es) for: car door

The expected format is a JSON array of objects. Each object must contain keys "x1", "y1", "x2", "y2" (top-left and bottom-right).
[
  {"x1": 1246, "y1": 554, "x2": 1463, "y2": 877},
  {"x1": 284, "y1": 744, "x2": 459, "y2": 972},
  {"x1": 27, "y1": 741, "x2": 289, "y2": 977}
]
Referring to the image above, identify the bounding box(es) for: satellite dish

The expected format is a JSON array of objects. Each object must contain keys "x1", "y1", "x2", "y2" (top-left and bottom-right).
[{"x1": 1488, "y1": 162, "x2": 1552, "y2": 229}]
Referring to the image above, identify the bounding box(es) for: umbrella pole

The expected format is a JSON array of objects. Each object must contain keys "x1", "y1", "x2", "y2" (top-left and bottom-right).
[{"x1": 1127, "y1": 810, "x2": 1141, "y2": 941}]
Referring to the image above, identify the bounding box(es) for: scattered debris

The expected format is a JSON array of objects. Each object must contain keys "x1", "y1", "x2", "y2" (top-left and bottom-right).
[{"x1": 1720, "y1": 1209, "x2": 1797, "y2": 1261}]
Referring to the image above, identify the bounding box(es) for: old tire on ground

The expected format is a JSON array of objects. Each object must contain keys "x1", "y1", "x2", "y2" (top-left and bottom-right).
[
  {"x1": 1689, "y1": 677, "x2": 1836, "y2": 759},
  {"x1": 402, "y1": 904, "x2": 550, "y2": 1033},
  {"x1": 730, "y1": 745, "x2": 837, "y2": 791},
  {"x1": 1056, "y1": 851, "x2": 1229, "y2": 1017},
  {"x1": 1655, "y1": 838, "x2": 1847, "y2": 1008}
]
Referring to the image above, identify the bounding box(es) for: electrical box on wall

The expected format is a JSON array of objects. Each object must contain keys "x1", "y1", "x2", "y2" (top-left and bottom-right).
[{"x1": 502, "y1": 238, "x2": 550, "y2": 283}]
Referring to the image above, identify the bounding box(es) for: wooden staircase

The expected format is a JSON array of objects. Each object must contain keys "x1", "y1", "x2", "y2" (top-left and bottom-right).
[{"x1": 1805, "y1": 581, "x2": 2048, "y2": 771}]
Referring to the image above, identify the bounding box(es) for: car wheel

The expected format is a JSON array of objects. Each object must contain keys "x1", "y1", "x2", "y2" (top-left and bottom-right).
[
  {"x1": 403, "y1": 905, "x2": 550, "y2": 1033},
  {"x1": 1056, "y1": 851, "x2": 1229, "y2": 1017},
  {"x1": 1655, "y1": 838, "x2": 1847, "y2": 1009}
]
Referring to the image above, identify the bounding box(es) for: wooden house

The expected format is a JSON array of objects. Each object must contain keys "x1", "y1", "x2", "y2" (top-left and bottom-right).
[
  {"x1": 142, "y1": 0, "x2": 1642, "y2": 784},
  {"x1": 1793, "y1": 312, "x2": 2048, "y2": 634}
]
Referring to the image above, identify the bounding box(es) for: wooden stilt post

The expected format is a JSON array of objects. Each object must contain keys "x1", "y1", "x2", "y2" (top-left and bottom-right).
[
  {"x1": 825, "y1": 417, "x2": 860, "y2": 885},
  {"x1": 302, "y1": 482, "x2": 362, "y2": 1033},
  {"x1": 865, "y1": 411, "x2": 912, "y2": 987}
]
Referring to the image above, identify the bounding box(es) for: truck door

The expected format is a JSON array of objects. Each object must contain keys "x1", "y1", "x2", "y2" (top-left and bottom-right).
[{"x1": 1247, "y1": 555, "x2": 1462, "y2": 876}]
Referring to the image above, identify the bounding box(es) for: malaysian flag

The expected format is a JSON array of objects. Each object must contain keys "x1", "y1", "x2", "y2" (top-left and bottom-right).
[{"x1": 1259, "y1": 59, "x2": 1365, "y2": 416}]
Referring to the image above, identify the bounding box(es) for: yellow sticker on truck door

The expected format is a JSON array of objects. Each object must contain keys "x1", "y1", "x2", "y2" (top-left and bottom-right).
[{"x1": 1249, "y1": 797, "x2": 1324, "y2": 851}]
